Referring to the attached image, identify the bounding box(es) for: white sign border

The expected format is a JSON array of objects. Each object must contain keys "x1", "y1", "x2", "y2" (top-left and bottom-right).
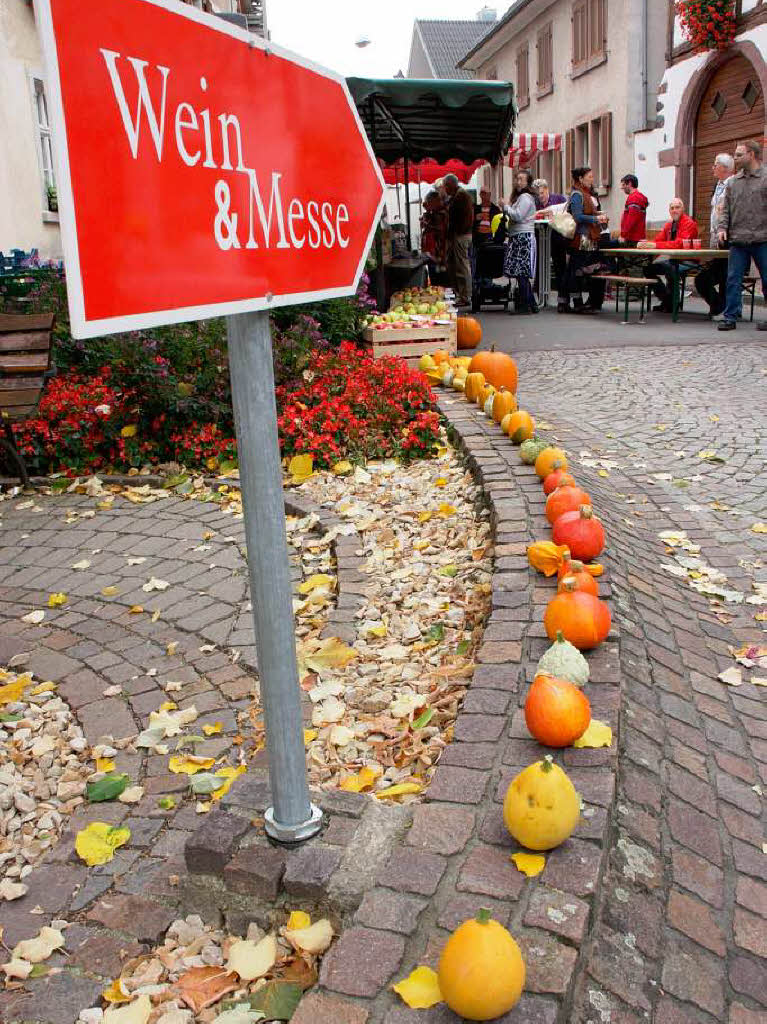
[{"x1": 34, "y1": 0, "x2": 386, "y2": 340}]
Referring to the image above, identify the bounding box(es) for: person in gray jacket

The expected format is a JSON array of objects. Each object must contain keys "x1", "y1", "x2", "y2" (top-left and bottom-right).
[
  {"x1": 503, "y1": 169, "x2": 538, "y2": 314},
  {"x1": 717, "y1": 139, "x2": 767, "y2": 331}
]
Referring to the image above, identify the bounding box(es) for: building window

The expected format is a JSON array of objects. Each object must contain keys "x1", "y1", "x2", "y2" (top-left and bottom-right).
[
  {"x1": 575, "y1": 122, "x2": 589, "y2": 165},
  {"x1": 537, "y1": 23, "x2": 553, "y2": 96},
  {"x1": 516, "y1": 44, "x2": 530, "y2": 108},
  {"x1": 31, "y1": 77, "x2": 56, "y2": 210},
  {"x1": 572, "y1": 0, "x2": 606, "y2": 73},
  {"x1": 570, "y1": 114, "x2": 611, "y2": 188}
]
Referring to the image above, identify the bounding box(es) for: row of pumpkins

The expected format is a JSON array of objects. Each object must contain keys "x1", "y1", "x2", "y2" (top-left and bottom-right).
[{"x1": 421, "y1": 341, "x2": 614, "y2": 1021}]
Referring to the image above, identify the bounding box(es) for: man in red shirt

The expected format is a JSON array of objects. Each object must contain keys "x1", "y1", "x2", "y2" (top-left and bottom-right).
[
  {"x1": 646, "y1": 198, "x2": 699, "y2": 311},
  {"x1": 618, "y1": 174, "x2": 649, "y2": 246}
]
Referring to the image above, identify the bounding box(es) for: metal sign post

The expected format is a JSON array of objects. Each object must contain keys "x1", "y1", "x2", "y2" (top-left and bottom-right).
[{"x1": 227, "y1": 309, "x2": 322, "y2": 842}]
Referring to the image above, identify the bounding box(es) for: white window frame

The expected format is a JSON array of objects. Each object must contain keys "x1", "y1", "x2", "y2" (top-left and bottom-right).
[{"x1": 28, "y1": 69, "x2": 58, "y2": 220}]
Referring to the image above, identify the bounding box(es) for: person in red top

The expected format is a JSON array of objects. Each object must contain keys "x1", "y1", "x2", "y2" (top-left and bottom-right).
[
  {"x1": 618, "y1": 174, "x2": 649, "y2": 245},
  {"x1": 645, "y1": 198, "x2": 699, "y2": 312}
]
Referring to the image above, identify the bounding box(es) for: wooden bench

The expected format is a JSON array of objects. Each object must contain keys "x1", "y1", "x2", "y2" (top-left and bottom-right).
[
  {"x1": 0, "y1": 313, "x2": 55, "y2": 487},
  {"x1": 593, "y1": 274, "x2": 656, "y2": 324}
]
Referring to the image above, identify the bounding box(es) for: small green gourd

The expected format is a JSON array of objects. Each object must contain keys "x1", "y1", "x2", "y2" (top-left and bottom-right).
[
  {"x1": 520, "y1": 438, "x2": 549, "y2": 465},
  {"x1": 483, "y1": 394, "x2": 496, "y2": 418},
  {"x1": 536, "y1": 630, "x2": 590, "y2": 686}
]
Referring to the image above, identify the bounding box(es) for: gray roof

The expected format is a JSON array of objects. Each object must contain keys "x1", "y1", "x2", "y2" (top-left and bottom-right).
[
  {"x1": 415, "y1": 20, "x2": 494, "y2": 79},
  {"x1": 460, "y1": 1, "x2": 534, "y2": 67}
]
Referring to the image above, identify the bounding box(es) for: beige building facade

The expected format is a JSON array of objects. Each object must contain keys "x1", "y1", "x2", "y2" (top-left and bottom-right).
[
  {"x1": 460, "y1": 0, "x2": 667, "y2": 227},
  {"x1": 0, "y1": 0, "x2": 62, "y2": 259}
]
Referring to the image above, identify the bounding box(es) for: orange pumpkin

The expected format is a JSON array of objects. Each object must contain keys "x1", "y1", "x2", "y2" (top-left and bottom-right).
[
  {"x1": 557, "y1": 557, "x2": 603, "y2": 581},
  {"x1": 535, "y1": 447, "x2": 568, "y2": 480},
  {"x1": 504, "y1": 410, "x2": 535, "y2": 444},
  {"x1": 524, "y1": 673, "x2": 591, "y2": 747},
  {"x1": 544, "y1": 583, "x2": 612, "y2": 650},
  {"x1": 543, "y1": 467, "x2": 576, "y2": 495},
  {"x1": 492, "y1": 388, "x2": 517, "y2": 424},
  {"x1": 557, "y1": 562, "x2": 598, "y2": 597},
  {"x1": 432, "y1": 349, "x2": 450, "y2": 365},
  {"x1": 464, "y1": 372, "x2": 486, "y2": 403},
  {"x1": 468, "y1": 346, "x2": 518, "y2": 393},
  {"x1": 552, "y1": 505, "x2": 605, "y2": 561},
  {"x1": 457, "y1": 316, "x2": 482, "y2": 349},
  {"x1": 545, "y1": 485, "x2": 592, "y2": 526}
]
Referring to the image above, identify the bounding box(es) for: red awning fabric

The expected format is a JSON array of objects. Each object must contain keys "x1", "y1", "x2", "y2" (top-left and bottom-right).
[
  {"x1": 509, "y1": 133, "x2": 561, "y2": 167},
  {"x1": 380, "y1": 158, "x2": 485, "y2": 186}
]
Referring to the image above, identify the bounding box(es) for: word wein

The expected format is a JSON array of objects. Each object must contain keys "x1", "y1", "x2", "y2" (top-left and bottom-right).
[{"x1": 101, "y1": 49, "x2": 351, "y2": 253}]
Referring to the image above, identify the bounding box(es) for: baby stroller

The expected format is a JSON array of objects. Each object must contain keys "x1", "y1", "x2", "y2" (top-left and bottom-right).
[
  {"x1": 471, "y1": 217, "x2": 511, "y2": 312},
  {"x1": 471, "y1": 243, "x2": 512, "y2": 312}
]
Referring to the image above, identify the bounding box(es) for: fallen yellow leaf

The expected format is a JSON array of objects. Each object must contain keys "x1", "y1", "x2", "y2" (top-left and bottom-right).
[
  {"x1": 168, "y1": 755, "x2": 216, "y2": 775},
  {"x1": 375, "y1": 782, "x2": 423, "y2": 800},
  {"x1": 303, "y1": 729, "x2": 318, "y2": 745},
  {"x1": 511, "y1": 851, "x2": 546, "y2": 877},
  {"x1": 418, "y1": 511, "x2": 432, "y2": 523},
  {"x1": 298, "y1": 574, "x2": 335, "y2": 595},
  {"x1": 287, "y1": 911, "x2": 311, "y2": 931},
  {"x1": 203, "y1": 722, "x2": 223, "y2": 736},
  {"x1": 129, "y1": 605, "x2": 144, "y2": 615},
  {"x1": 332, "y1": 460, "x2": 353, "y2": 476},
  {"x1": 393, "y1": 966, "x2": 443, "y2": 1009},
  {"x1": 751, "y1": 523, "x2": 767, "y2": 534},
  {"x1": 304, "y1": 637, "x2": 357, "y2": 673},
  {"x1": 339, "y1": 765, "x2": 382, "y2": 793},
  {"x1": 75, "y1": 823, "x2": 131, "y2": 866},
  {"x1": 437, "y1": 503, "x2": 456, "y2": 516},
  {"x1": 95, "y1": 757, "x2": 116, "y2": 773},
  {"x1": 101, "y1": 586, "x2": 119, "y2": 598},
  {"x1": 435, "y1": 478, "x2": 447, "y2": 487},
  {"x1": 120, "y1": 424, "x2": 137, "y2": 438},
  {"x1": 0, "y1": 678, "x2": 29, "y2": 705},
  {"x1": 288, "y1": 454, "x2": 313, "y2": 483},
  {"x1": 47, "y1": 592, "x2": 67, "y2": 608},
  {"x1": 572, "y1": 719, "x2": 613, "y2": 748},
  {"x1": 210, "y1": 765, "x2": 246, "y2": 801},
  {"x1": 102, "y1": 978, "x2": 131, "y2": 1004},
  {"x1": 30, "y1": 681, "x2": 56, "y2": 695}
]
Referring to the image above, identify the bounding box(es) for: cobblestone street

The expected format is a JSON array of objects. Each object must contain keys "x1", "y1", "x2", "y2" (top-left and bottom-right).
[{"x1": 0, "y1": 330, "x2": 765, "y2": 1023}]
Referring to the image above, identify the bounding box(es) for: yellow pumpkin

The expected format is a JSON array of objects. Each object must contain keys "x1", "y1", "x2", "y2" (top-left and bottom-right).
[
  {"x1": 492, "y1": 388, "x2": 517, "y2": 424},
  {"x1": 452, "y1": 375, "x2": 466, "y2": 392},
  {"x1": 503, "y1": 757, "x2": 581, "y2": 850},
  {"x1": 504, "y1": 410, "x2": 535, "y2": 444},
  {"x1": 464, "y1": 372, "x2": 486, "y2": 403},
  {"x1": 477, "y1": 383, "x2": 496, "y2": 408},
  {"x1": 438, "y1": 910, "x2": 525, "y2": 1021},
  {"x1": 534, "y1": 446, "x2": 568, "y2": 480}
]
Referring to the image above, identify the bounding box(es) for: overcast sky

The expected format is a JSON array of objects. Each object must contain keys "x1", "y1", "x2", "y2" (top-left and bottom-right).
[{"x1": 266, "y1": 0, "x2": 496, "y2": 78}]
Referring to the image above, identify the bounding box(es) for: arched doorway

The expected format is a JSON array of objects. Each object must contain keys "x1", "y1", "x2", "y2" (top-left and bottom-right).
[{"x1": 693, "y1": 54, "x2": 765, "y2": 238}]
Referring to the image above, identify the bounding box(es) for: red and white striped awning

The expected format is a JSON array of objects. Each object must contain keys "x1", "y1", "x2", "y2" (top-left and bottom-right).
[{"x1": 509, "y1": 133, "x2": 561, "y2": 167}]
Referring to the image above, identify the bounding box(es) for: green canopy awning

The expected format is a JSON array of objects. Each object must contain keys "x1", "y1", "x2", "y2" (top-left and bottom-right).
[{"x1": 346, "y1": 77, "x2": 516, "y2": 166}]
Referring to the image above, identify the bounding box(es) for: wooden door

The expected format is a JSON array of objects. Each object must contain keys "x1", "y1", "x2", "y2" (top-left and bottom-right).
[{"x1": 694, "y1": 55, "x2": 765, "y2": 240}]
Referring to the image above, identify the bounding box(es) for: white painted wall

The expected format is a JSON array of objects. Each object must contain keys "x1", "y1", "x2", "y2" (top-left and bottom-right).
[
  {"x1": 0, "y1": 0, "x2": 61, "y2": 258},
  {"x1": 634, "y1": 23, "x2": 767, "y2": 226}
]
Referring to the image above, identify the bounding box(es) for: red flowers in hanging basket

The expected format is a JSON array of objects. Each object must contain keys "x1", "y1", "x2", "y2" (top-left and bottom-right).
[{"x1": 675, "y1": 0, "x2": 737, "y2": 51}]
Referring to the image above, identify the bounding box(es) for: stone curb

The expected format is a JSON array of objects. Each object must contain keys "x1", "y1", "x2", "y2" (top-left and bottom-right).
[{"x1": 177, "y1": 390, "x2": 622, "y2": 1024}]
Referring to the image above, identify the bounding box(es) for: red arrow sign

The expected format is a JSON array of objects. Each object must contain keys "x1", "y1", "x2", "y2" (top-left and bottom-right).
[{"x1": 35, "y1": 0, "x2": 384, "y2": 338}]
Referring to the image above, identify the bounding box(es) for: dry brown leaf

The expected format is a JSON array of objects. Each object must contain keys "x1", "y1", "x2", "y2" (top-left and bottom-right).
[{"x1": 172, "y1": 966, "x2": 239, "y2": 1013}]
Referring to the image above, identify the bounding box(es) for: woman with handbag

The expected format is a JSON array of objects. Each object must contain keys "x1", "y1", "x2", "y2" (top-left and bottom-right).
[
  {"x1": 503, "y1": 169, "x2": 538, "y2": 314},
  {"x1": 562, "y1": 166, "x2": 609, "y2": 314}
]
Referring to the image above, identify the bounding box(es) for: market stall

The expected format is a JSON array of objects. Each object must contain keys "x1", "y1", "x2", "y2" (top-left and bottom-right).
[{"x1": 347, "y1": 77, "x2": 516, "y2": 317}]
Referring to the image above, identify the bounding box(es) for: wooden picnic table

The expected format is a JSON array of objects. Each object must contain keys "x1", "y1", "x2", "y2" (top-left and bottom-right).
[{"x1": 601, "y1": 248, "x2": 729, "y2": 322}]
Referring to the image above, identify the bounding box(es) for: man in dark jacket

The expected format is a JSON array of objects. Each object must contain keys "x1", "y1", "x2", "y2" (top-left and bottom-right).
[
  {"x1": 444, "y1": 173, "x2": 474, "y2": 306},
  {"x1": 618, "y1": 174, "x2": 648, "y2": 245},
  {"x1": 717, "y1": 139, "x2": 767, "y2": 331}
]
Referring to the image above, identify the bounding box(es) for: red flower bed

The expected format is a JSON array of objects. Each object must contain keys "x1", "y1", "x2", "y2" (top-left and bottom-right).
[
  {"x1": 276, "y1": 342, "x2": 439, "y2": 467},
  {"x1": 675, "y1": 0, "x2": 737, "y2": 50}
]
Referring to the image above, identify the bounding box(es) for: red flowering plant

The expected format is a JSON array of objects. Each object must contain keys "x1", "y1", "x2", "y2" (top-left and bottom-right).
[
  {"x1": 11, "y1": 368, "x2": 151, "y2": 475},
  {"x1": 675, "y1": 0, "x2": 737, "y2": 50},
  {"x1": 276, "y1": 342, "x2": 440, "y2": 468}
]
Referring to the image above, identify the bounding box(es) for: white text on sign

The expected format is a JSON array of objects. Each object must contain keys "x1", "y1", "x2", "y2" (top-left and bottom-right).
[{"x1": 101, "y1": 49, "x2": 351, "y2": 253}]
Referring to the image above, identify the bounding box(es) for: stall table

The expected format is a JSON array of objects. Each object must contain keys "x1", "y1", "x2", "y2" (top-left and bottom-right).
[{"x1": 601, "y1": 248, "x2": 729, "y2": 322}]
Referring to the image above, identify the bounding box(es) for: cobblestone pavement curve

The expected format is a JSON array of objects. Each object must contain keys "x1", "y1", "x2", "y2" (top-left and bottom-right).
[
  {"x1": 0, "y1": 339, "x2": 765, "y2": 1024},
  {"x1": 513, "y1": 341, "x2": 767, "y2": 1024}
]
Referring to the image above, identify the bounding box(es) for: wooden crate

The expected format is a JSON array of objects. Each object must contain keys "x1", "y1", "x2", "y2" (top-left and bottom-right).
[{"x1": 363, "y1": 323, "x2": 457, "y2": 368}]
